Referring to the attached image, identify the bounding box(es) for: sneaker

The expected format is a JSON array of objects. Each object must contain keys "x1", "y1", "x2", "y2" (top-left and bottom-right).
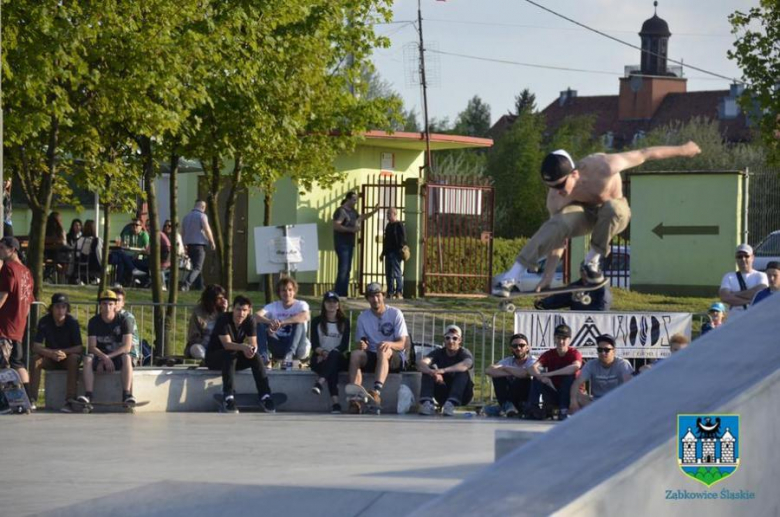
[
  {"x1": 348, "y1": 399, "x2": 362, "y2": 414},
  {"x1": 222, "y1": 396, "x2": 238, "y2": 414},
  {"x1": 502, "y1": 401, "x2": 519, "y2": 418},
  {"x1": 76, "y1": 395, "x2": 91, "y2": 406},
  {"x1": 492, "y1": 278, "x2": 517, "y2": 298},
  {"x1": 557, "y1": 409, "x2": 569, "y2": 421},
  {"x1": 331, "y1": 403, "x2": 342, "y2": 414},
  {"x1": 123, "y1": 395, "x2": 137, "y2": 407},
  {"x1": 260, "y1": 396, "x2": 276, "y2": 413},
  {"x1": 581, "y1": 261, "x2": 604, "y2": 285},
  {"x1": 311, "y1": 382, "x2": 322, "y2": 395},
  {"x1": 367, "y1": 389, "x2": 382, "y2": 406},
  {"x1": 60, "y1": 402, "x2": 74, "y2": 413},
  {"x1": 29, "y1": 402, "x2": 37, "y2": 412},
  {"x1": 418, "y1": 400, "x2": 435, "y2": 416},
  {"x1": 442, "y1": 401, "x2": 456, "y2": 417}
]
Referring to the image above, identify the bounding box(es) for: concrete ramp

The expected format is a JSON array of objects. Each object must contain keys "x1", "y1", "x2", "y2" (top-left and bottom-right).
[{"x1": 411, "y1": 295, "x2": 780, "y2": 516}]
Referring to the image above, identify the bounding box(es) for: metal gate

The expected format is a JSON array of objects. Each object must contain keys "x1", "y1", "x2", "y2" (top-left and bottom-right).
[
  {"x1": 422, "y1": 175, "x2": 494, "y2": 296},
  {"x1": 358, "y1": 175, "x2": 406, "y2": 294}
]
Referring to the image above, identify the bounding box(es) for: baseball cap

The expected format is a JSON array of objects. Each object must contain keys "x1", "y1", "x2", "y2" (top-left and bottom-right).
[
  {"x1": 0, "y1": 236, "x2": 20, "y2": 252},
  {"x1": 554, "y1": 324, "x2": 572, "y2": 338},
  {"x1": 766, "y1": 261, "x2": 780, "y2": 271},
  {"x1": 541, "y1": 150, "x2": 575, "y2": 184},
  {"x1": 322, "y1": 290, "x2": 340, "y2": 301},
  {"x1": 50, "y1": 293, "x2": 69, "y2": 306},
  {"x1": 735, "y1": 244, "x2": 753, "y2": 256},
  {"x1": 365, "y1": 282, "x2": 383, "y2": 296},
  {"x1": 444, "y1": 324, "x2": 462, "y2": 337},
  {"x1": 596, "y1": 334, "x2": 616, "y2": 347},
  {"x1": 708, "y1": 302, "x2": 727, "y2": 313},
  {"x1": 98, "y1": 290, "x2": 118, "y2": 302}
]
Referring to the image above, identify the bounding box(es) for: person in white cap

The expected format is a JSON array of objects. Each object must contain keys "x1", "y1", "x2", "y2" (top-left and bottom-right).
[
  {"x1": 719, "y1": 244, "x2": 768, "y2": 312},
  {"x1": 494, "y1": 141, "x2": 701, "y2": 296},
  {"x1": 417, "y1": 324, "x2": 474, "y2": 417}
]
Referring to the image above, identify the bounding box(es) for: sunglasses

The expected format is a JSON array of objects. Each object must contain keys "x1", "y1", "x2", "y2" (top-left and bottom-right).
[
  {"x1": 596, "y1": 347, "x2": 614, "y2": 354},
  {"x1": 510, "y1": 342, "x2": 528, "y2": 349},
  {"x1": 444, "y1": 336, "x2": 460, "y2": 341},
  {"x1": 735, "y1": 254, "x2": 750, "y2": 259}
]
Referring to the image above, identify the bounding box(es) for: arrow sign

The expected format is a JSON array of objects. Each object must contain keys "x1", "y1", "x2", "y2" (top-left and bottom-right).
[{"x1": 652, "y1": 223, "x2": 720, "y2": 239}]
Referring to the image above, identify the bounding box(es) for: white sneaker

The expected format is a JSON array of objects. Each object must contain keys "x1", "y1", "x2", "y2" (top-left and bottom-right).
[
  {"x1": 442, "y1": 401, "x2": 456, "y2": 417},
  {"x1": 418, "y1": 400, "x2": 435, "y2": 416},
  {"x1": 131, "y1": 268, "x2": 146, "y2": 277},
  {"x1": 492, "y1": 279, "x2": 517, "y2": 298}
]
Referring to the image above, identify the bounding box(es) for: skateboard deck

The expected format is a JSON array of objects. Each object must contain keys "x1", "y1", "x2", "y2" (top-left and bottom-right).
[
  {"x1": 345, "y1": 383, "x2": 381, "y2": 415},
  {"x1": 69, "y1": 398, "x2": 149, "y2": 413},
  {"x1": 495, "y1": 279, "x2": 609, "y2": 312},
  {"x1": 0, "y1": 368, "x2": 32, "y2": 414},
  {"x1": 213, "y1": 392, "x2": 287, "y2": 411}
]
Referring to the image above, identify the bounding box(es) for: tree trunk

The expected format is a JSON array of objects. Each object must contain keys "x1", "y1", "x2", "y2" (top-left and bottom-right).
[
  {"x1": 263, "y1": 189, "x2": 273, "y2": 305},
  {"x1": 98, "y1": 176, "x2": 112, "y2": 294},
  {"x1": 139, "y1": 136, "x2": 165, "y2": 359},
  {"x1": 205, "y1": 156, "x2": 224, "y2": 284},
  {"x1": 222, "y1": 155, "x2": 242, "y2": 300},
  {"x1": 165, "y1": 151, "x2": 180, "y2": 355}
]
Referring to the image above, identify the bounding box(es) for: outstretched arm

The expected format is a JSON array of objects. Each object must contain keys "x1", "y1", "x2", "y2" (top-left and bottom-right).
[{"x1": 603, "y1": 141, "x2": 701, "y2": 175}]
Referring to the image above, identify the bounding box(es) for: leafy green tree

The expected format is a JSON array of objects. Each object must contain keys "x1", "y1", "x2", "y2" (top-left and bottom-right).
[
  {"x1": 453, "y1": 95, "x2": 492, "y2": 138},
  {"x1": 514, "y1": 89, "x2": 537, "y2": 116},
  {"x1": 728, "y1": 0, "x2": 780, "y2": 165},
  {"x1": 545, "y1": 115, "x2": 603, "y2": 161}
]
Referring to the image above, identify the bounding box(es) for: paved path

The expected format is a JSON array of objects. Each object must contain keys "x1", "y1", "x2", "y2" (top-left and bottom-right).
[{"x1": 1, "y1": 412, "x2": 552, "y2": 516}]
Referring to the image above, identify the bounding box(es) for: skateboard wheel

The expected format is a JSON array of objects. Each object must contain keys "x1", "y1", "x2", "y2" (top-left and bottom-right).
[
  {"x1": 504, "y1": 303, "x2": 516, "y2": 313},
  {"x1": 581, "y1": 294, "x2": 592, "y2": 305}
]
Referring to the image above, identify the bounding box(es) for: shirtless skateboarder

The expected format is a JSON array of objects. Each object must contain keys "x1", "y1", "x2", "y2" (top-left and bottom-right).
[{"x1": 494, "y1": 141, "x2": 701, "y2": 296}]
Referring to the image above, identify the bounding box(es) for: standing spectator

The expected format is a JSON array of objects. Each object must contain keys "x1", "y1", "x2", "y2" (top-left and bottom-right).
[
  {"x1": 485, "y1": 333, "x2": 536, "y2": 418},
  {"x1": 719, "y1": 244, "x2": 768, "y2": 312},
  {"x1": 310, "y1": 291, "x2": 350, "y2": 413},
  {"x1": 29, "y1": 294, "x2": 83, "y2": 413},
  {"x1": 526, "y1": 324, "x2": 582, "y2": 421},
  {"x1": 255, "y1": 277, "x2": 311, "y2": 368},
  {"x1": 347, "y1": 282, "x2": 408, "y2": 412},
  {"x1": 163, "y1": 219, "x2": 188, "y2": 271},
  {"x1": 205, "y1": 295, "x2": 276, "y2": 414},
  {"x1": 751, "y1": 261, "x2": 779, "y2": 306},
  {"x1": 380, "y1": 207, "x2": 406, "y2": 299},
  {"x1": 568, "y1": 334, "x2": 633, "y2": 415},
  {"x1": 66, "y1": 219, "x2": 83, "y2": 247},
  {"x1": 332, "y1": 191, "x2": 379, "y2": 297},
  {"x1": 181, "y1": 200, "x2": 216, "y2": 292},
  {"x1": 186, "y1": 284, "x2": 229, "y2": 360},
  {"x1": 417, "y1": 324, "x2": 474, "y2": 417},
  {"x1": 700, "y1": 302, "x2": 727, "y2": 336},
  {"x1": 534, "y1": 263, "x2": 612, "y2": 311},
  {"x1": 0, "y1": 236, "x2": 35, "y2": 404},
  {"x1": 79, "y1": 290, "x2": 136, "y2": 408},
  {"x1": 2, "y1": 178, "x2": 12, "y2": 237}
]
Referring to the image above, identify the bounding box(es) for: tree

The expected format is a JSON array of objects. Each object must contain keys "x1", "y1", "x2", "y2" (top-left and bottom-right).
[
  {"x1": 544, "y1": 115, "x2": 602, "y2": 161},
  {"x1": 514, "y1": 89, "x2": 537, "y2": 116},
  {"x1": 453, "y1": 95, "x2": 492, "y2": 138},
  {"x1": 729, "y1": 1, "x2": 780, "y2": 165}
]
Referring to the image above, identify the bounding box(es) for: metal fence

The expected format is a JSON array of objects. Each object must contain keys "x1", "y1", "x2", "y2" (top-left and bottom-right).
[{"x1": 747, "y1": 167, "x2": 780, "y2": 246}]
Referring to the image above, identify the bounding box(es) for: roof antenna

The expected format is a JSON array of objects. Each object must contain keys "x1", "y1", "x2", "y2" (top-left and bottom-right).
[{"x1": 654, "y1": 1, "x2": 658, "y2": 15}]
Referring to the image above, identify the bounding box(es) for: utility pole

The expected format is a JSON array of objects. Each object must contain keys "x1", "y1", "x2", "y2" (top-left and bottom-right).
[{"x1": 417, "y1": 0, "x2": 432, "y2": 175}]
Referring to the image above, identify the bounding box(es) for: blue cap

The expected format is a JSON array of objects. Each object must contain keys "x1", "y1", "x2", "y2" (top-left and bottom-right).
[
  {"x1": 708, "y1": 302, "x2": 727, "y2": 313},
  {"x1": 322, "y1": 291, "x2": 340, "y2": 301}
]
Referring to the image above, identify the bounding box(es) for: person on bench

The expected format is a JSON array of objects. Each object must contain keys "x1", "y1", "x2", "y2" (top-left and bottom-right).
[
  {"x1": 187, "y1": 284, "x2": 229, "y2": 360},
  {"x1": 310, "y1": 291, "x2": 350, "y2": 413},
  {"x1": 347, "y1": 282, "x2": 408, "y2": 413},
  {"x1": 255, "y1": 277, "x2": 310, "y2": 369},
  {"x1": 526, "y1": 323, "x2": 582, "y2": 421},
  {"x1": 112, "y1": 286, "x2": 141, "y2": 366},
  {"x1": 206, "y1": 295, "x2": 275, "y2": 414},
  {"x1": 79, "y1": 290, "x2": 136, "y2": 408},
  {"x1": 417, "y1": 324, "x2": 474, "y2": 417}
]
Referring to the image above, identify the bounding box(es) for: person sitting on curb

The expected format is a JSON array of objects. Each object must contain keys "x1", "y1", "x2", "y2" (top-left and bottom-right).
[
  {"x1": 310, "y1": 291, "x2": 350, "y2": 414},
  {"x1": 568, "y1": 334, "x2": 633, "y2": 415},
  {"x1": 112, "y1": 287, "x2": 141, "y2": 366},
  {"x1": 485, "y1": 333, "x2": 536, "y2": 418},
  {"x1": 751, "y1": 261, "x2": 779, "y2": 306},
  {"x1": 348, "y1": 282, "x2": 408, "y2": 413},
  {"x1": 206, "y1": 295, "x2": 276, "y2": 414},
  {"x1": 79, "y1": 290, "x2": 136, "y2": 408},
  {"x1": 526, "y1": 324, "x2": 582, "y2": 421},
  {"x1": 255, "y1": 277, "x2": 311, "y2": 369},
  {"x1": 700, "y1": 302, "x2": 727, "y2": 336},
  {"x1": 417, "y1": 325, "x2": 474, "y2": 417},
  {"x1": 639, "y1": 333, "x2": 690, "y2": 373},
  {"x1": 29, "y1": 294, "x2": 84, "y2": 413},
  {"x1": 186, "y1": 284, "x2": 229, "y2": 360}
]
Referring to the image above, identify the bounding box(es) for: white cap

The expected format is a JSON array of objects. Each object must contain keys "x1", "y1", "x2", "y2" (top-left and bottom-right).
[
  {"x1": 736, "y1": 244, "x2": 753, "y2": 255},
  {"x1": 551, "y1": 149, "x2": 576, "y2": 169},
  {"x1": 444, "y1": 324, "x2": 462, "y2": 337}
]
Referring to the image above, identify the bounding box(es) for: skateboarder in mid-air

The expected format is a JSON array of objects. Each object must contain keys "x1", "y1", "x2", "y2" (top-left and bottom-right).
[{"x1": 494, "y1": 141, "x2": 701, "y2": 297}]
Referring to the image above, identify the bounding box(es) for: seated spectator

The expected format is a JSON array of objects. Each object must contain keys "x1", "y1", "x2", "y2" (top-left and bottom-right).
[
  {"x1": 700, "y1": 302, "x2": 727, "y2": 336},
  {"x1": 347, "y1": 282, "x2": 408, "y2": 413},
  {"x1": 639, "y1": 333, "x2": 690, "y2": 373},
  {"x1": 66, "y1": 219, "x2": 82, "y2": 247},
  {"x1": 205, "y1": 295, "x2": 276, "y2": 413},
  {"x1": 310, "y1": 291, "x2": 350, "y2": 413},
  {"x1": 186, "y1": 284, "x2": 229, "y2": 360},
  {"x1": 44, "y1": 211, "x2": 72, "y2": 279},
  {"x1": 131, "y1": 230, "x2": 172, "y2": 286},
  {"x1": 78, "y1": 290, "x2": 136, "y2": 408},
  {"x1": 29, "y1": 294, "x2": 83, "y2": 413},
  {"x1": 719, "y1": 244, "x2": 767, "y2": 312},
  {"x1": 72, "y1": 219, "x2": 103, "y2": 283},
  {"x1": 417, "y1": 324, "x2": 474, "y2": 416},
  {"x1": 163, "y1": 219, "x2": 189, "y2": 271},
  {"x1": 110, "y1": 218, "x2": 150, "y2": 286},
  {"x1": 485, "y1": 333, "x2": 536, "y2": 418},
  {"x1": 569, "y1": 334, "x2": 633, "y2": 415},
  {"x1": 255, "y1": 277, "x2": 311, "y2": 368},
  {"x1": 526, "y1": 324, "x2": 582, "y2": 421},
  {"x1": 751, "y1": 261, "x2": 779, "y2": 306},
  {"x1": 112, "y1": 287, "x2": 141, "y2": 366},
  {"x1": 534, "y1": 263, "x2": 612, "y2": 312}
]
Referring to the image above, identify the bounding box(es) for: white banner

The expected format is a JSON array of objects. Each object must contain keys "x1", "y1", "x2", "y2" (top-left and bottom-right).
[{"x1": 514, "y1": 311, "x2": 692, "y2": 359}]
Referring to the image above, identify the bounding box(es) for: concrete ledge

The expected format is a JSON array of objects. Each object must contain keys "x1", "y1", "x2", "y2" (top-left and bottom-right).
[
  {"x1": 44, "y1": 369, "x2": 421, "y2": 413},
  {"x1": 494, "y1": 430, "x2": 546, "y2": 461}
]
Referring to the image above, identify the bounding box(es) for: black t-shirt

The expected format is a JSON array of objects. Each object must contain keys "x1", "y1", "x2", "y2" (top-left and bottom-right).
[
  {"x1": 87, "y1": 313, "x2": 132, "y2": 354},
  {"x1": 34, "y1": 314, "x2": 82, "y2": 350},
  {"x1": 207, "y1": 312, "x2": 256, "y2": 354},
  {"x1": 333, "y1": 206, "x2": 358, "y2": 247},
  {"x1": 425, "y1": 347, "x2": 474, "y2": 371}
]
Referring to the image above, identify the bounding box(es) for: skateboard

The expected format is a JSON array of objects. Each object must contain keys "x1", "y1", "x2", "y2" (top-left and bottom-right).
[
  {"x1": 69, "y1": 398, "x2": 149, "y2": 414},
  {"x1": 494, "y1": 279, "x2": 609, "y2": 312},
  {"x1": 213, "y1": 392, "x2": 288, "y2": 412},
  {"x1": 0, "y1": 368, "x2": 32, "y2": 415},
  {"x1": 345, "y1": 383, "x2": 381, "y2": 415}
]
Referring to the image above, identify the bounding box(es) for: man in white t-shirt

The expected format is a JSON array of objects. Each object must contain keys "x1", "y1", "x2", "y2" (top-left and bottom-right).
[
  {"x1": 719, "y1": 244, "x2": 768, "y2": 312},
  {"x1": 485, "y1": 333, "x2": 536, "y2": 418},
  {"x1": 255, "y1": 277, "x2": 310, "y2": 368},
  {"x1": 348, "y1": 282, "x2": 408, "y2": 412}
]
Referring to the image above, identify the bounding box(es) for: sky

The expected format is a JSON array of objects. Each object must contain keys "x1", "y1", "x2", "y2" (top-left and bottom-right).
[{"x1": 371, "y1": 0, "x2": 761, "y2": 127}]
